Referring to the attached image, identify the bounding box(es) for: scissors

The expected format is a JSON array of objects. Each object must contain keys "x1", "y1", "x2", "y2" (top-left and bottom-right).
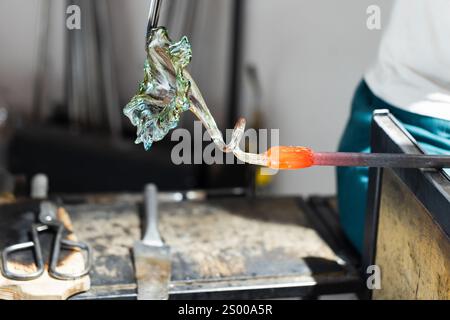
[{"x1": 1, "y1": 201, "x2": 92, "y2": 281}]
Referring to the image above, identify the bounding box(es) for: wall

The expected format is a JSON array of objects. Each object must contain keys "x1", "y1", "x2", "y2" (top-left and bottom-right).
[
  {"x1": 241, "y1": 0, "x2": 392, "y2": 195},
  {"x1": 0, "y1": 0, "x2": 232, "y2": 126},
  {"x1": 0, "y1": 0, "x2": 41, "y2": 112}
]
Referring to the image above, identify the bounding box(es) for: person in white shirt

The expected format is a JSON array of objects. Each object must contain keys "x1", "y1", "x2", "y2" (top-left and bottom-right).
[{"x1": 337, "y1": 0, "x2": 450, "y2": 252}]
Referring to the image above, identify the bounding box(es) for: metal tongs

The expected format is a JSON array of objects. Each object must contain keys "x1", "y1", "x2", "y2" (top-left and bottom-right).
[{"x1": 1, "y1": 201, "x2": 92, "y2": 281}]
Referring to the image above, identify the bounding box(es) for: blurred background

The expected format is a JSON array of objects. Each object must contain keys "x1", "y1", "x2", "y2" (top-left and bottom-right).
[{"x1": 0, "y1": 0, "x2": 392, "y2": 196}]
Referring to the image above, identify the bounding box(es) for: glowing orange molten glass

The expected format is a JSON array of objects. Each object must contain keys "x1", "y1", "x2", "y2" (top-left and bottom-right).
[{"x1": 266, "y1": 146, "x2": 314, "y2": 170}]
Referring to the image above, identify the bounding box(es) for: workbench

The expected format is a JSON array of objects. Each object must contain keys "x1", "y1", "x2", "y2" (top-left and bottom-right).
[
  {"x1": 364, "y1": 110, "x2": 450, "y2": 299},
  {"x1": 50, "y1": 194, "x2": 359, "y2": 299}
]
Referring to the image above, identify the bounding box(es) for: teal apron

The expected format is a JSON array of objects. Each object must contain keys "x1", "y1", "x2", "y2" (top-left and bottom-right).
[{"x1": 337, "y1": 80, "x2": 450, "y2": 253}]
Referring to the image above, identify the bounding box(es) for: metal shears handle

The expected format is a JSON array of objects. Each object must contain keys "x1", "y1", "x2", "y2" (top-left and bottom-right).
[
  {"x1": 40, "y1": 201, "x2": 92, "y2": 280},
  {"x1": 48, "y1": 223, "x2": 92, "y2": 281},
  {"x1": 1, "y1": 224, "x2": 45, "y2": 281}
]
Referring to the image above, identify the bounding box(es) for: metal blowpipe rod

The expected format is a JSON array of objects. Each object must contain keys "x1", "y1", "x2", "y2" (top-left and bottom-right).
[
  {"x1": 147, "y1": 0, "x2": 163, "y2": 38},
  {"x1": 313, "y1": 152, "x2": 450, "y2": 168}
]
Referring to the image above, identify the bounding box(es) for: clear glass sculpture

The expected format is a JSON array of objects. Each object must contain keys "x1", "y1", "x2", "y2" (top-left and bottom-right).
[{"x1": 124, "y1": 27, "x2": 269, "y2": 166}]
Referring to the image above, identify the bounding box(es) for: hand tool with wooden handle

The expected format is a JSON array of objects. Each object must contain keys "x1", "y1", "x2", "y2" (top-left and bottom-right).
[{"x1": 133, "y1": 184, "x2": 171, "y2": 300}]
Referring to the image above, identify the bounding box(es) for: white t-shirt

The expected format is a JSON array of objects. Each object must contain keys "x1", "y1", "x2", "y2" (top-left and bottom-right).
[{"x1": 365, "y1": 0, "x2": 450, "y2": 120}]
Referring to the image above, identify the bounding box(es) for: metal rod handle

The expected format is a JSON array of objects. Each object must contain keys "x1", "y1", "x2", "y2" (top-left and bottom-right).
[
  {"x1": 142, "y1": 184, "x2": 164, "y2": 246},
  {"x1": 314, "y1": 152, "x2": 450, "y2": 168},
  {"x1": 147, "y1": 0, "x2": 163, "y2": 38}
]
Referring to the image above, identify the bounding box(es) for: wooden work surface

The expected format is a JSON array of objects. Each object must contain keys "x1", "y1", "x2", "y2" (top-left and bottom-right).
[
  {"x1": 374, "y1": 170, "x2": 450, "y2": 300},
  {"x1": 62, "y1": 195, "x2": 356, "y2": 299}
]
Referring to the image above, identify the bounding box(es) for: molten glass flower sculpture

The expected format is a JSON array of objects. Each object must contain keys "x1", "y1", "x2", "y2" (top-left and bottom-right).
[
  {"x1": 124, "y1": 27, "x2": 269, "y2": 166},
  {"x1": 123, "y1": 28, "x2": 192, "y2": 150}
]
